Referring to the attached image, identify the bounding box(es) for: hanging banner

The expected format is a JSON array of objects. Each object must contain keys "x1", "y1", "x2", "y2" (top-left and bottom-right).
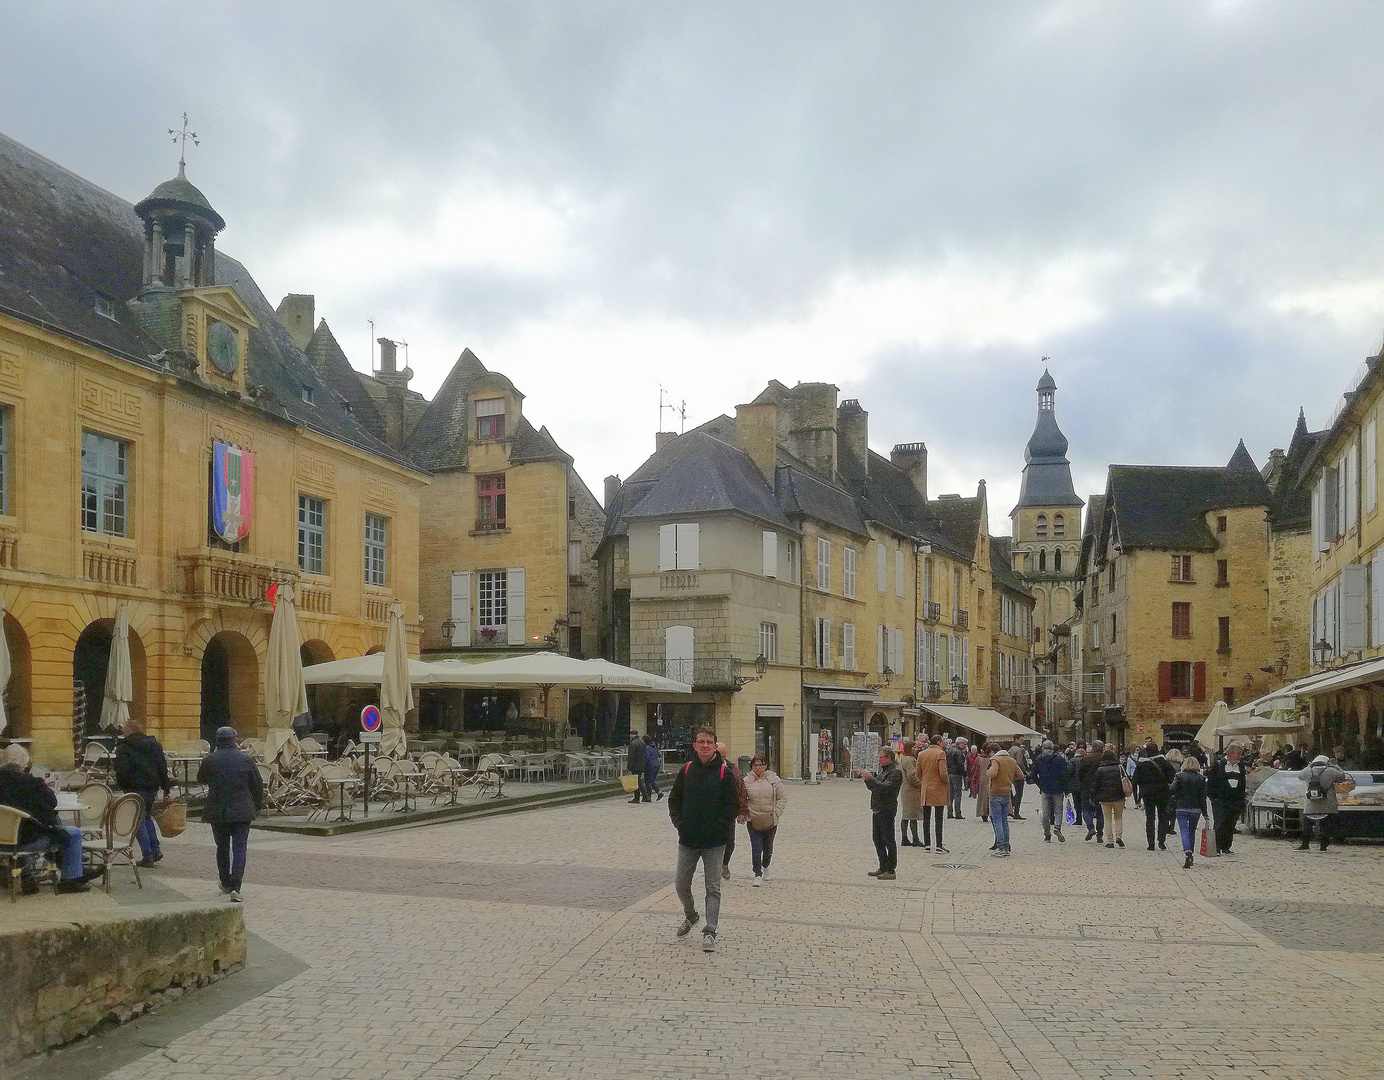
[{"x1": 212, "y1": 440, "x2": 255, "y2": 543}]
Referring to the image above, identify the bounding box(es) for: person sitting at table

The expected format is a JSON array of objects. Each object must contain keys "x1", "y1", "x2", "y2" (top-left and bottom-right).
[{"x1": 0, "y1": 744, "x2": 91, "y2": 892}]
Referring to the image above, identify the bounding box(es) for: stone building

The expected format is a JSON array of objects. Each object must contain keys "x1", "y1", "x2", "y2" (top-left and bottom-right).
[
  {"x1": 988, "y1": 536, "x2": 1036, "y2": 726},
  {"x1": 598, "y1": 381, "x2": 997, "y2": 774},
  {"x1": 0, "y1": 135, "x2": 426, "y2": 767},
  {"x1": 1075, "y1": 441, "x2": 1291, "y2": 746}
]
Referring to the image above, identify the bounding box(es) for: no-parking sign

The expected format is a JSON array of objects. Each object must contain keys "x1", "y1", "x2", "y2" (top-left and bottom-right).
[{"x1": 361, "y1": 704, "x2": 381, "y2": 732}]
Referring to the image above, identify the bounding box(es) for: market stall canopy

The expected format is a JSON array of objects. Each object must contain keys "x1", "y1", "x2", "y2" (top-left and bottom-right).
[
  {"x1": 919, "y1": 704, "x2": 1044, "y2": 741},
  {"x1": 1230, "y1": 661, "x2": 1384, "y2": 719},
  {"x1": 427, "y1": 652, "x2": 692, "y2": 692},
  {"x1": 1215, "y1": 716, "x2": 1307, "y2": 737},
  {"x1": 302, "y1": 654, "x2": 442, "y2": 687}
]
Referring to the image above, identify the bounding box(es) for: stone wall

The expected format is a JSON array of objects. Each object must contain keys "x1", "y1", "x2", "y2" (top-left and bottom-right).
[{"x1": 1, "y1": 902, "x2": 245, "y2": 1065}]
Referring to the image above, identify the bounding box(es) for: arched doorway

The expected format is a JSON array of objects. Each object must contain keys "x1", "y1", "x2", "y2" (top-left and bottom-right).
[
  {"x1": 3, "y1": 613, "x2": 32, "y2": 738},
  {"x1": 301, "y1": 639, "x2": 334, "y2": 667},
  {"x1": 73, "y1": 619, "x2": 147, "y2": 736},
  {"x1": 200, "y1": 631, "x2": 259, "y2": 742}
]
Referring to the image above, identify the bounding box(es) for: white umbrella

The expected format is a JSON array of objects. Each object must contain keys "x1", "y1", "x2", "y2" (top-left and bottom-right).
[
  {"x1": 264, "y1": 582, "x2": 309, "y2": 764},
  {"x1": 302, "y1": 653, "x2": 437, "y2": 687},
  {"x1": 429, "y1": 652, "x2": 692, "y2": 692},
  {"x1": 379, "y1": 600, "x2": 412, "y2": 758},
  {"x1": 0, "y1": 605, "x2": 10, "y2": 735},
  {"x1": 1194, "y1": 701, "x2": 1230, "y2": 750},
  {"x1": 99, "y1": 606, "x2": 133, "y2": 731}
]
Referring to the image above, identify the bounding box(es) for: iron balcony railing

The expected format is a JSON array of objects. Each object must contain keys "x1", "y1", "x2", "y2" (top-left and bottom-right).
[{"x1": 921, "y1": 601, "x2": 942, "y2": 622}]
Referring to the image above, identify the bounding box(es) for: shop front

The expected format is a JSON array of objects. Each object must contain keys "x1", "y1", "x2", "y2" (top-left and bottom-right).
[{"x1": 804, "y1": 684, "x2": 873, "y2": 779}]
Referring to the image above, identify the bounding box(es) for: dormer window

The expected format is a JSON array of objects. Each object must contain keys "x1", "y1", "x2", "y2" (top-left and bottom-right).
[
  {"x1": 475, "y1": 397, "x2": 505, "y2": 440},
  {"x1": 301, "y1": 386, "x2": 314, "y2": 405},
  {"x1": 94, "y1": 294, "x2": 116, "y2": 321}
]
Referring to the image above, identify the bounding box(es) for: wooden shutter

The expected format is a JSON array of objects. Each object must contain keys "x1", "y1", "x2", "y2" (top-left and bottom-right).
[
  {"x1": 895, "y1": 549, "x2": 905, "y2": 596},
  {"x1": 506, "y1": 568, "x2": 526, "y2": 645},
  {"x1": 893, "y1": 629, "x2": 906, "y2": 675},
  {"x1": 659, "y1": 524, "x2": 676, "y2": 571},
  {"x1": 843, "y1": 622, "x2": 855, "y2": 669},
  {"x1": 1193, "y1": 661, "x2": 1206, "y2": 702},
  {"x1": 450, "y1": 571, "x2": 472, "y2": 647},
  {"x1": 1341, "y1": 563, "x2": 1367, "y2": 652},
  {"x1": 677, "y1": 523, "x2": 699, "y2": 570},
  {"x1": 762, "y1": 531, "x2": 777, "y2": 578},
  {"x1": 877, "y1": 541, "x2": 887, "y2": 591},
  {"x1": 1157, "y1": 661, "x2": 1171, "y2": 703}
]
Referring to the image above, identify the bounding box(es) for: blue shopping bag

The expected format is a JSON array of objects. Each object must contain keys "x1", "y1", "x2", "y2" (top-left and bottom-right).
[{"x1": 1064, "y1": 797, "x2": 1076, "y2": 825}]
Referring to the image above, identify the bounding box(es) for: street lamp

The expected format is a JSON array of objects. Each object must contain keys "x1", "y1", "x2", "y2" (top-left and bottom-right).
[
  {"x1": 950, "y1": 674, "x2": 963, "y2": 701},
  {"x1": 755, "y1": 653, "x2": 768, "y2": 677},
  {"x1": 1313, "y1": 638, "x2": 1334, "y2": 667}
]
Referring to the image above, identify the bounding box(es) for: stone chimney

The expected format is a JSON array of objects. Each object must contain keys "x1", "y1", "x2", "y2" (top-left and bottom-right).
[
  {"x1": 782, "y1": 382, "x2": 838, "y2": 479},
  {"x1": 604, "y1": 475, "x2": 622, "y2": 507},
  {"x1": 656, "y1": 431, "x2": 678, "y2": 451},
  {"x1": 377, "y1": 337, "x2": 398, "y2": 372},
  {"x1": 735, "y1": 401, "x2": 779, "y2": 486},
  {"x1": 276, "y1": 294, "x2": 315, "y2": 351},
  {"x1": 837, "y1": 400, "x2": 868, "y2": 477},
  {"x1": 374, "y1": 337, "x2": 413, "y2": 450},
  {"x1": 891, "y1": 443, "x2": 927, "y2": 502}
]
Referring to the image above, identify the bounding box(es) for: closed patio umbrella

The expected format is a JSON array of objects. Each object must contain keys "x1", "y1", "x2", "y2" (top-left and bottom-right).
[
  {"x1": 264, "y1": 582, "x2": 309, "y2": 764},
  {"x1": 379, "y1": 599, "x2": 412, "y2": 758},
  {"x1": 1194, "y1": 701, "x2": 1230, "y2": 751},
  {"x1": 0, "y1": 605, "x2": 10, "y2": 735},
  {"x1": 99, "y1": 606, "x2": 133, "y2": 731}
]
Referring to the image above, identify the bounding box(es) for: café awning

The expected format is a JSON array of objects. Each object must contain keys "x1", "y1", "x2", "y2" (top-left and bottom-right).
[{"x1": 919, "y1": 704, "x2": 1044, "y2": 741}]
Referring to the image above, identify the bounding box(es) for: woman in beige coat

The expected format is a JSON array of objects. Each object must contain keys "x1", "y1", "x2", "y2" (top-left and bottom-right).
[
  {"x1": 974, "y1": 745, "x2": 992, "y2": 821},
  {"x1": 898, "y1": 740, "x2": 922, "y2": 846},
  {"x1": 743, "y1": 756, "x2": 787, "y2": 885}
]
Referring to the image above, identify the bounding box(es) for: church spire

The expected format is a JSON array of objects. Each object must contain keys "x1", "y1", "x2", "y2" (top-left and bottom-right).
[{"x1": 1013, "y1": 367, "x2": 1082, "y2": 511}]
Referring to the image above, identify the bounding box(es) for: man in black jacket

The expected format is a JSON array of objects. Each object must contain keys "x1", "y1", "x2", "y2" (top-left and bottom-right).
[
  {"x1": 1206, "y1": 743, "x2": 1248, "y2": 855},
  {"x1": 0, "y1": 745, "x2": 90, "y2": 891},
  {"x1": 946, "y1": 737, "x2": 968, "y2": 819},
  {"x1": 626, "y1": 733, "x2": 647, "y2": 804},
  {"x1": 859, "y1": 747, "x2": 903, "y2": 880},
  {"x1": 668, "y1": 728, "x2": 743, "y2": 952},
  {"x1": 114, "y1": 719, "x2": 172, "y2": 867},
  {"x1": 1132, "y1": 744, "x2": 1175, "y2": 850},
  {"x1": 1074, "y1": 740, "x2": 1105, "y2": 842},
  {"x1": 197, "y1": 727, "x2": 264, "y2": 902}
]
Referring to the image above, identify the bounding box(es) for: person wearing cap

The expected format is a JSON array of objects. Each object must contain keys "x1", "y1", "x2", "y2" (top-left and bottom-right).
[
  {"x1": 196, "y1": 727, "x2": 264, "y2": 902},
  {"x1": 1297, "y1": 754, "x2": 1352, "y2": 852}
]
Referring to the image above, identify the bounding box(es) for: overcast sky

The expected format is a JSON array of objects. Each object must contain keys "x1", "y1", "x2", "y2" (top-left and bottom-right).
[{"x1": 4, "y1": 2, "x2": 1383, "y2": 531}]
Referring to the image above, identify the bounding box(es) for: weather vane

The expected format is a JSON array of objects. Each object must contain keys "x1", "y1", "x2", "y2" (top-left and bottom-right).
[{"x1": 168, "y1": 113, "x2": 198, "y2": 175}]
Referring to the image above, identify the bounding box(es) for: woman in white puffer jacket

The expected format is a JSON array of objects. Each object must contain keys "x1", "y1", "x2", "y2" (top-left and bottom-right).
[{"x1": 743, "y1": 756, "x2": 787, "y2": 886}]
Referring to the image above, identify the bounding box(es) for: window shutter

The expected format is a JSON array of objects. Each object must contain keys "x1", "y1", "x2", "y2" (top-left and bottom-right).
[
  {"x1": 762, "y1": 531, "x2": 777, "y2": 578},
  {"x1": 450, "y1": 571, "x2": 472, "y2": 647},
  {"x1": 659, "y1": 524, "x2": 676, "y2": 571},
  {"x1": 960, "y1": 634, "x2": 969, "y2": 682},
  {"x1": 878, "y1": 625, "x2": 887, "y2": 672},
  {"x1": 1158, "y1": 661, "x2": 1172, "y2": 703},
  {"x1": 1337, "y1": 459, "x2": 1347, "y2": 538},
  {"x1": 1373, "y1": 552, "x2": 1384, "y2": 646},
  {"x1": 877, "y1": 541, "x2": 887, "y2": 591},
  {"x1": 678, "y1": 523, "x2": 699, "y2": 570},
  {"x1": 1369, "y1": 421, "x2": 1379, "y2": 515},
  {"x1": 895, "y1": 549, "x2": 905, "y2": 597},
  {"x1": 1349, "y1": 441, "x2": 1360, "y2": 530},
  {"x1": 894, "y1": 629, "x2": 905, "y2": 675},
  {"x1": 506, "y1": 568, "x2": 526, "y2": 644},
  {"x1": 915, "y1": 625, "x2": 925, "y2": 681},
  {"x1": 1341, "y1": 563, "x2": 1367, "y2": 652},
  {"x1": 821, "y1": 619, "x2": 831, "y2": 668},
  {"x1": 843, "y1": 622, "x2": 855, "y2": 669},
  {"x1": 1193, "y1": 661, "x2": 1206, "y2": 702}
]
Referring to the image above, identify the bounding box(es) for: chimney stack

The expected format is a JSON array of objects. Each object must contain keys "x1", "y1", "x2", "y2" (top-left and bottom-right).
[
  {"x1": 604, "y1": 475, "x2": 622, "y2": 508},
  {"x1": 837, "y1": 400, "x2": 868, "y2": 476},
  {"x1": 891, "y1": 443, "x2": 928, "y2": 503},
  {"x1": 782, "y1": 382, "x2": 839, "y2": 479},
  {"x1": 377, "y1": 337, "x2": 397, "y2": 373},
  {"x1": 276, "y1": 294, "x2": 315, "y2": 351},
  {"x1": 656, "y1": 431, "x2": 678, "y2": 451},
  {"x1": 735, "y1": 401, "x2": 779, "y2": 486}
]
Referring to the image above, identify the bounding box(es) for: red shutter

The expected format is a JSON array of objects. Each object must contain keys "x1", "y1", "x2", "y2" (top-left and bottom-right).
[
  {"x1": 1157, "y1": 662, "x2": 1171, "y2": 703},
  {"x1": 1193, "y1": 661, "x2": 1207, "y2": 701}
]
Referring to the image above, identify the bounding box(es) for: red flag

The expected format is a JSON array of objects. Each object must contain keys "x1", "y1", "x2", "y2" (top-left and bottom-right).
[{"x1": 265, "y1": 581, "x2": 279, "y2": 610}]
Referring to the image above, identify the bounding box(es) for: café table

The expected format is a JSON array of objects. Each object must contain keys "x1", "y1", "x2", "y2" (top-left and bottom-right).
[
  {"x1": 166, "y1": 756, "x2": 202, "y2": 796},
  {"x1": 324, "y1": 777, "x2": 355, "y2": 823}
]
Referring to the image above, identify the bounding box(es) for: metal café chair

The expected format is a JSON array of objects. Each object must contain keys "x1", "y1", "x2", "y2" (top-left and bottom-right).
[{"x1": 82, "y1": 793, "x2": 144, "y2": 894}]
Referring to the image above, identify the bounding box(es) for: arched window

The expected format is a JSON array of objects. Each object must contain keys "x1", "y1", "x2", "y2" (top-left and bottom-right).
[
  {"x1": 1038, "y1": 548, "x2": 1047, "y2": 571},
  {"x1": 1053, "y1": 548, "x2": 1063, "y2": 572},
  {"x1": 1035, "y1": 514, "x2": 1047, "y2": 539},
  {"x1": 1053, "y1": 514, "x2": 1065, "y2": 538}
]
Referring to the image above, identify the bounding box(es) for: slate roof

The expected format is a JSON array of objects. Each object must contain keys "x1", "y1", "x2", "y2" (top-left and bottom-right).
[
  {"x1": 403, "y1": 348, "x2": 571, "y2": 472},
  {"x1": 989, "y1": 536, "x2": 1032, "y2": 597},
  {"x1": 303, "y1": 319, "x2": 389, "y2": 445},
  {"x1": 0, "y1": 132, "x2": 417, "y2": 469},
  {"x1": 619, "y1": 431, "x2": 793, "y2": 529},
  {"x1": 929, "y1": 495, "x2": 984, "y2": 562},
  {"x1": 1216, "y1": 439, "x2": 1274, "y2": 508},
  {"x1": 1270, "y1": 409, "x2": 1327, "y2": 532},
  {"x1": 1014, "y1": 370, "x2": 1082, "y2": 511}
]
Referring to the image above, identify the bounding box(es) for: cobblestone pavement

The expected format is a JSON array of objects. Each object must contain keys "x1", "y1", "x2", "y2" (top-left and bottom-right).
[{"x1": 97, "y1": 783, "x2": 1384, "y2": 1080}]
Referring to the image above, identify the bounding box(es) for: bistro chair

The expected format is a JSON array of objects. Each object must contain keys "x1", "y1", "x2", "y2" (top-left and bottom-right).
[
  {"x1": 76, "y1": 783, "x2": 113, "y2": 841},
  {"x1": 0, "y1": 805, "x2": 58, "y2": 901},
  {"x1": 83, "y1": 793, "x2": 144, "y2": 894}
]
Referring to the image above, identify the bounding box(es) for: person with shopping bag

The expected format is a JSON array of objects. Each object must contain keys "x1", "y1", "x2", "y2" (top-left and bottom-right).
[{"x1": 1168, "y1": 757, "x2": 1208, "y2": 869}]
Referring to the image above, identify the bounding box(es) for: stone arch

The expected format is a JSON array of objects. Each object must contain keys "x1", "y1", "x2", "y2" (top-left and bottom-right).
[
  {"x1": 3, "y1": 612, "x2": 32, "y2": 738},
  {"x1": 364, "y1": 645, "x2": 385, "y2": 655},
  {"x1": 300, "y1": 639, "x2": 335, "y2": 667},
  {"x1": 1053, "y1": 548, "x2": 1063, "y2": 572},
  {"x1": 1038, "y1": 548, "x2": 1047, "y2": 572},
  {"x1": 73, "y1": 618, "x2": 148, "y2": 735},
  {"x1": 1053, "y1": 513, "x2": 1065, "y2": 538},
  {"x1": 200, "y1": 630, "x2": 259, "y2": 741}
]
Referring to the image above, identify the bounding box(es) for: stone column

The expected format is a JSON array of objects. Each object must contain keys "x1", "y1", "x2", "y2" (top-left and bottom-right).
[
  {"x1": 183, "y1": 224, "x2": 197, "y2": 287},
  {"x1": 150, "y1": 221, "x2": 164, "y2": 285}
]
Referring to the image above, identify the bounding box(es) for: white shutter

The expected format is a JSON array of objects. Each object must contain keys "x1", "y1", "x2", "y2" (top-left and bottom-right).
[
  {"x1": 678, "y1": 523, "x2": 700, "y2": 570},
  {"x1": 915, "y1": 625, "x2": 925, "y2": 681},
  {"x1": 762, "y1": 531, "x2": 777, "y2": 578},
  {"x1": 817, "y1": 538, "x2": 831, "y2": 590},
  {"x1": 895, "y1": 549, "x2": 905, "y2": 597},
  {"x1": 1341, "y1": 563, "x2": 1367, "y2": 653},
  {"x1": 843, "y1": 622, "x2": 856, "y2": 669},
  {"x1": 506, "y1": 567, "x2": 526, "y2": 645},
  {"x1": 877, "y1": 541, "x2": 887, "y2": 591},
  {"x1": 892, "y1": 629, "x2": 904, "y2": 675},
  {"x1": 1374, "y1": 551, "x2": 1384, "y2": 646},
  {"x1": 659, "y1": 524, "x2": 676, "y2": 571},
  {"x1": 1338, "y1": 457, "x2": 1348, "y2": 538},
  {"x1": 450, "y1": 570, "x2": 472, "y2": 647},
  {"x1": 961, "y1": 635, "x2": 970, "y2": 682},
  {"x1": 1312, "y1": 478, "x2": 1322, "y2": 555},
  {"x1": 844, "y1": 547, "x2": 856, "y2": 597},
  {"x1": 666, "y1": 625, "x2": 694, "y2": 684},
  {"x1": 1368, "y1": 421, "x2": 1379, "y2": 515},
  {"x1": 820, "y1": 618, "x2": 831, "y2": 668},
  {"x1": 1349, "y1": 441, "x2": 1360, "y2": 530},
  {"x1": 878, "y1": 625, "x2": 887, "y2": 672}
]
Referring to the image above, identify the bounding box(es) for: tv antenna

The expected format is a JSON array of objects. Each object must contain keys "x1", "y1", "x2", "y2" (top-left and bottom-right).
[{"x1": 658, "y1": 384, "x2": 687, "y2": 434}]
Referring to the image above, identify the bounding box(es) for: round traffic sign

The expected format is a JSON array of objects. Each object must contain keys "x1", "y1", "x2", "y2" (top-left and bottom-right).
[{"x1": 360, "y1": 705, "x2": 381, "y2": 731}]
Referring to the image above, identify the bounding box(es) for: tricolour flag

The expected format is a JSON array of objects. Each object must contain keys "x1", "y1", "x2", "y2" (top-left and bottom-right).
[{"x1": 212, "y1": 440, "x2": 255, "y2": 543}]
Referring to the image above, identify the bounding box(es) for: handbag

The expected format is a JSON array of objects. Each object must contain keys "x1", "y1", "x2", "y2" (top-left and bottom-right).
[
  {"x1": 153, "y1": 799, "x2": 187, "y2": 838},
  {"x1": 1121, "y1": 775, "x2": 1133, "y2": 797},
  {"x1": 620, "y1": 773, "x2": 640, "y2": 793}
]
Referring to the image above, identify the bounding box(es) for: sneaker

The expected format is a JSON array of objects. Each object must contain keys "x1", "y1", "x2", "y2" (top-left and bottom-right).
[
  {"x1": 867, "y1": 869, "x2": 884, "y2": 877},
  {"x1": 676, "y1": 913, "x2": 700, "y2": 937},
  {"x1": 1105, "y1": 842, "x2": 1114, "y2": 848},
  {"x1": 219, "y1": 884, "x2": 232, "y2": 894},
  {"x1": 1157, "y1": 842, "x2": 1166, "y2": 850},
  {"x1": 656, "y1": 791, "x2": 664, "y2": 802},
  {"x1": 1115, "y1": 838, "x2": 1124, "y2": 848},
  {"x1": 136, "y1": 858, "x2": 157, "y2": 868},
  {"x1": 1147, "y1": 844, "x2": 1155, "y2": 852},
  {"x1": 752, "y1": 874, "x2": 762, "y2": 887},
  {"x1": 229, "y1": 891, "x2": 243, "y2": 902},
  {"x1": 1012, "y1": 814, "x2": 1025, "y2": 820},
  {"x1": 1056, "y1": 832, "x2": 1065, "y2": 843},
  {"x1": 876, "y1": 871, "x2": 896, "y2": 880},
  {"x1": 1000, "y1": 847, "x2": 1011, "y2": 857},
  {"x1": 761, "y1": 867, "x2": 770, "y2": 881},
  {"x1": 1183, "y1": 852, "x2": 1193, "y2": 869},
  {"x1": 920, "y1": 844, "x2": 932, "y2": 852},
  {"x1": 1085, "y1": 830, "x2": 1096, "y2": 842},
  {"x1": 702, "y1": 931, "x2": 716, "y2": 952},
  {"x1": 934, "y1": 845, "x2": 949, "y2": 854},
  {"x1": 991, "y1": 849, "x2": 1008, "y2": 858},
  {"x1": 721, "y1": 866, "x2": 730, "y2": 880}
]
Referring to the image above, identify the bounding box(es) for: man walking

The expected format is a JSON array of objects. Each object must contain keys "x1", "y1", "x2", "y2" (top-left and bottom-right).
[
  {"x1": 627, "y1": 732, "x2": 648, "y2": 803},
  {"x1": 858, "y1": 747, "x2": 903, "y2": 880},
  {"x1": 1031, "y1": 740, "x2": 1069, "y2": 843},
  {"x1": 1206, "y1": 744, "x2": 1248, "y2": 855},
  {"x1": 668, "y1": 728, "x2": 743, "y2": 952},
  {"x1": 197, "y1": 726, "x2": 264, "y2": 902},
  {"x1": 1075, "y1": 740, "x2": 1105, "y2": 842},
  {"x1": 114, "y1": 717, "x2": 173, "y2": 867},
  {"x1": 716, "y1": 741, "x2": 749, "y2": 879},
  {"x1": 986, "y1": 746, "x2": 1022, "y2": 856},
  {"x1": 1132, "y1": 743, "x2": 1175, "y2": 851},
  {"x1": 946, "y1": 737, "x2": 968, "y2": 819},
  {"x1": 643, "y1": 738, "x2": 664, "y2": 802},
  {"x1": 1009, "y1": 738, "x2": 1031, "y2": 819}
]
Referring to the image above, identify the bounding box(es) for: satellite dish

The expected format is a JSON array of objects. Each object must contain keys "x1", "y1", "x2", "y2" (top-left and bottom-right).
[{"x1": 401, "y1": 367, "x2": 414, "y2": 381}]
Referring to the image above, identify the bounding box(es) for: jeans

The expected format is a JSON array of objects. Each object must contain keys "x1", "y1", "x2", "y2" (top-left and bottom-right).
[
  {"x1": 871, "y1": 809, "x2": 898, "y2": 871},
  {"x1": 1040, "y1": 791, "x2": 1064, "y2": 835},
  {"x1": 1176, "y1": 808, "x2": 1202, "y2": 853},
  {"x1": 132, "y1": 789, "x2": 161, "y2": 859},
  {"x1": 989, "y1": 795, "x2": 1011, "y2": 849},
  {"x1": 1011, "y1": 778, "x2": 1025, "y2": 815},
  {"x1": 1083, "y1": 797, "x2": 1104, "y2": 837},
  {"x1": 211, "y1": 821, "x2": 251, "y2": 892},
  {"x1": 747, "y1": 824, "x2": 776, "y2": 874},
  {"x1": 920, "y1": 805, "x2": 944, "y2": 848},
  {"x1": 646, "y1": 765, "x2": 661, "y2": 797},
  {"x1": 722, "y1": 823, "x2": 736, "y2": 868},
  {"x1": 1212, "y1": 802, "x2": 1241, "y2": 853},
  {"x1": 48, "y1": 824, "x2": 85, "y2": 880},
  {"x1": 1143, "y1": 796, "x2": 1170, "y2": 847},
  {"x1": 948, "y1": 775, "x2": 965, "y2": 816},
  {"x1": 1100, "y1": 801, "x2": 1124, "y2": 841},
  {"x1": 1302, "y1": 813, "x2": 1334, "y2": 847},
  {"x1": 675, "y1": 844, "x2": 725, "y2": 933}
]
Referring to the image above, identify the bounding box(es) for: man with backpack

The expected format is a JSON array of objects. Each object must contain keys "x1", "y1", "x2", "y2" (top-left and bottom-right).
[
  {"x1": 1298, "y1": 754, "x2": 1353, "y2": 852},
  {"x1": 668, "y1": 728, "x2": 744, "y2": 952}
]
